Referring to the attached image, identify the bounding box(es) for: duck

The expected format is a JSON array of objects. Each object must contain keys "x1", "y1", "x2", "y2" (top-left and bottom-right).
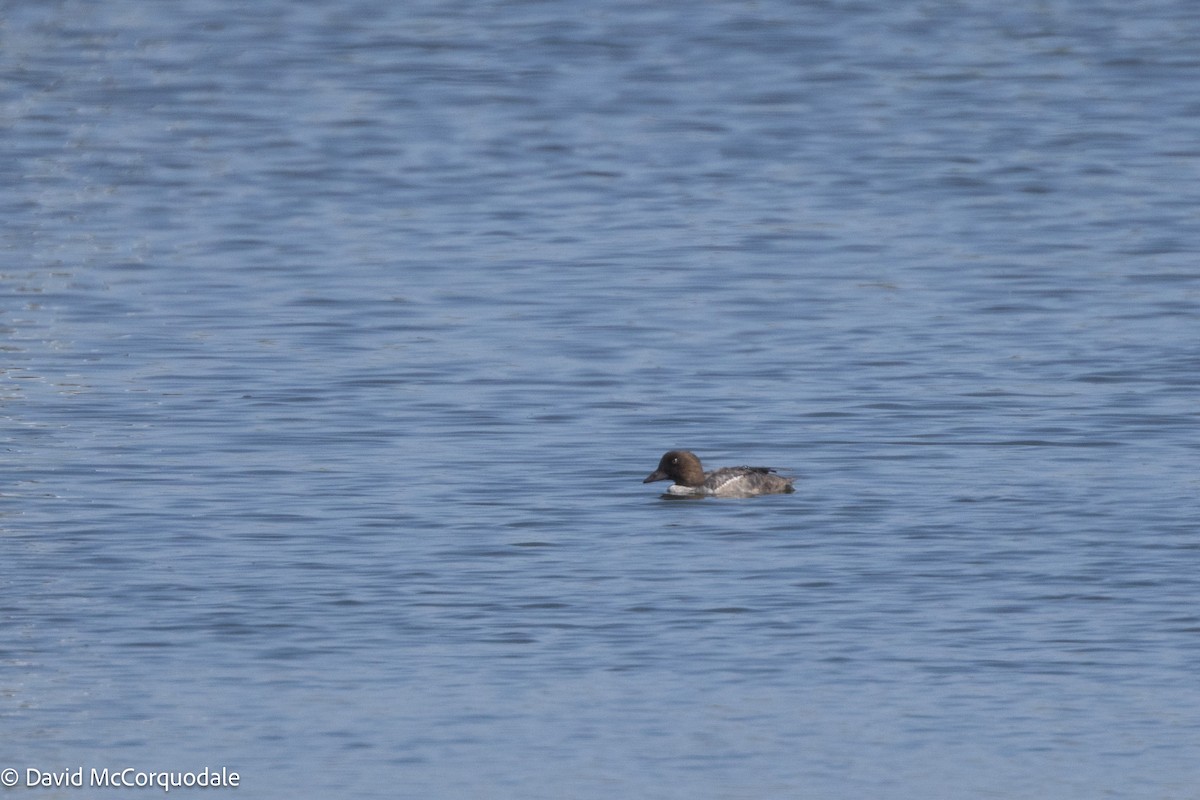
[{"x1": 643, "y1": 450, "x2": 795, "y2": 498}]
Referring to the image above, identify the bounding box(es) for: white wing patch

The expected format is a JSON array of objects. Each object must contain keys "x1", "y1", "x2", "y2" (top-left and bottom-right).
[{"x1": 706, "y1": 470, "x2": 751, "y2": 496}]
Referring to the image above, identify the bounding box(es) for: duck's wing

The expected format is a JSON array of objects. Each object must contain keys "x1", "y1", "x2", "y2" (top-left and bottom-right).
[{"x1": 705, "y1": 466, "x2": 795, "y2": 497}]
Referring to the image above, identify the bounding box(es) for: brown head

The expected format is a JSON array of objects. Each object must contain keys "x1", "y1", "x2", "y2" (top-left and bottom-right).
[{"x1": 643, "y1": 450, "x2": 706, "y2": 487}]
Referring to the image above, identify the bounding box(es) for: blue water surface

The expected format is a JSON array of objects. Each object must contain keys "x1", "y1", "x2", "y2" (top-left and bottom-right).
[{"x1": 4, "y1": 1, "x2": 1200, "y2": 798}]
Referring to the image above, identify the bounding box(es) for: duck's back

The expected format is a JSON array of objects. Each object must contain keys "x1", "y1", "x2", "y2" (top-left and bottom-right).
[{"x1": 704, "y1": 466, "x2": 795, "y2": 498}]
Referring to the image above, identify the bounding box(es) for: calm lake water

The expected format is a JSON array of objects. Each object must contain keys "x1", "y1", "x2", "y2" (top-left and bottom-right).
[{"x1": 4, "y1": 1, "x2": 1200, "y2": 797}]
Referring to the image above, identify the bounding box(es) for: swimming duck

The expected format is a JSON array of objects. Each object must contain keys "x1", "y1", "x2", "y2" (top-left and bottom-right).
[{"x1": 643, "y1": 450, "x2": 795, "y2": 498}]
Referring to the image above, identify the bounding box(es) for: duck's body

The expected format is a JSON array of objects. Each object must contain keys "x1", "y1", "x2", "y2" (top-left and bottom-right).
[{"x1": 643, "y1": 450, "x2": 795, "y2": 498}]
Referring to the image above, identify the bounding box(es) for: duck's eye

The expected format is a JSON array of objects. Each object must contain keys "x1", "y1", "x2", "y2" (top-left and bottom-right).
[{"x1": 671, "y1": 458, "x2": 678, "y2": 464}]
